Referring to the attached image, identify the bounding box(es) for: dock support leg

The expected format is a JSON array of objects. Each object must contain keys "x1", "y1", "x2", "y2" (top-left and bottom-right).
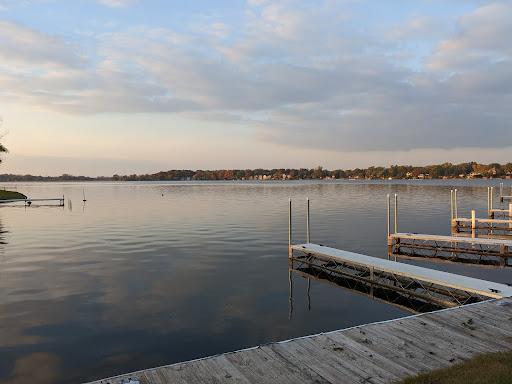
[
  {"x1": 387, "y1": 194, "x2": 390, "y2": 238},
  {"x1": 471, "y1": 210, "x2": 476, "y2": 238},
  {"x1": 454, "y1": 189, "x2": 458, "y2": 219},
  {"x1": 306, "y1": 197, "x2": 310, "y2": 244},
  {"x1": 288, "y1": 198, "x2": 292, "y2": 260},
  {"x1": 500, "y1": 244, "x2": 506, "y2": 268},
  {"x1": 394, "y1": 194, "x2": 398, "y2": 234},
  {"x1": 451, "y1": 189, "x2": 454, "y2": 221}
]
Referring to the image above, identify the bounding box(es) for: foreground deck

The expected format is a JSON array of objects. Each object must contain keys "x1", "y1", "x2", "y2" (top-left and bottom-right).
[{"x1": 88, "y1": 297, "x2": 512, "y2": 384}]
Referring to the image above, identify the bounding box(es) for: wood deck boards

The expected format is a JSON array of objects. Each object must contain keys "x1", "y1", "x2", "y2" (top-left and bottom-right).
[{"x1": 87, "y1": 297, "x2": 512, "y2": 384}]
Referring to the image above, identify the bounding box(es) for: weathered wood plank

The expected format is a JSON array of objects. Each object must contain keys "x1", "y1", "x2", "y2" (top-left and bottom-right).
[
  {"x1": 297, "y1": 335, "x2": 401, "y2": 383},
  {"x1": 237, "y1": 348, "x2": 302, "y2": 384},
  {"x1": 259, "y1": 344, "x2": 332, "y2": 384},
  {"x1": 224, "y1": 351, "x2": 281, "y2": 384},
  {"x1": 201, "y1": 355, "x2": 252, "y2": 384},
  {"x1": 277, "y1": 339, "x2": 362, "y2": 383},
  {"x1": 324, "y1": 331, "x2": 416, "y2": 379},
  {"x1": 342, "y1": 325, "x2": 445, "y2": 372}
]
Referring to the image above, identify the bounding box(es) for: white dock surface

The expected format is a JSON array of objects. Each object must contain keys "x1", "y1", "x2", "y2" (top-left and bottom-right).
[
  {"x1": 291, "y1": 243, "x2": 512, "y2": 298},
  {"x1": 390, "y1": 233, "x2": 512, "y2": 246}
]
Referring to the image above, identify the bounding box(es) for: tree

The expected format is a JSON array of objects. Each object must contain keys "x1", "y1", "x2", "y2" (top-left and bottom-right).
[{"x1": 0, "y1": 117, "x2": 8, "y2": 163}]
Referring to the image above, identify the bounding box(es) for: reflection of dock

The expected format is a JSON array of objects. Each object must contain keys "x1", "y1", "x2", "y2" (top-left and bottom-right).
[
  {"x1": 290, "y1": 264, "x2": 443, "y2": 315},
  {"x1": 88, "y1": 297, "x2": 512, "y2": 384}
]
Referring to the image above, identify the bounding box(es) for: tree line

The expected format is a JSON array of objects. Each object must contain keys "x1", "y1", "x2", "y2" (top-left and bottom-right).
[
  {"x1": 110, "y1": 162, "x2": 512, "y2": 181},
  {"x1": 3, "y1": 161, "x2": 508, "y2": 182},
  {"x1": 0, "y1": 161, "x2": 511, "y2": 182}
]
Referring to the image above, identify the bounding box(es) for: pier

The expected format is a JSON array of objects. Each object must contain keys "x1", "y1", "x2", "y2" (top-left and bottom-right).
[{"x1": 0, "y1": 197, "x2": 65, "y2": 206}]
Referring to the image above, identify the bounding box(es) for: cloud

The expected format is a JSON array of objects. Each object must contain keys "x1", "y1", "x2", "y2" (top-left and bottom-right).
[
  {"x1": 1, "y1": 1, "x2": 511, "y2": 153},
  {"x1": 0, "y1": 20, "x2": 88, "y2": 72},
  {"x1": 97, "y1": 0, "x2": 137, "y2": 7},
  {"x1": 428, "y1": 2, "x2": 512, "y2": 71}
]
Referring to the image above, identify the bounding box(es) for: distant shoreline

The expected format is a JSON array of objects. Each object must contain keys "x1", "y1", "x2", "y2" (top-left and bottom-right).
[{"x1": 1, "y1": 161, "x2": 511, "y2": 182}]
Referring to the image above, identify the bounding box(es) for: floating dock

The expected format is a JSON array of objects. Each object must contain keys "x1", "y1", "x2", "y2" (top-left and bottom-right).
[
  {"x1": 388, "y1": 233, "x2": 512, "y2": 268},
  {"x1": 292, "y1": 243, "x2": 512, "y2": 305},
  {"x1": 387, "y1": 193, "x2": 512, "y2": 267},
  {"x1": 0, "y1": 197, "x2": 65, "y2": 206},
  {"x1": 500, "y1": 182, "x2": 512, "y2": 202},
  {"x1": 87, "y1": 296, "x2": 512, "y2": 384},
  {"x1": 452, "y1": 215, "x2": 512, "y2": 240}
]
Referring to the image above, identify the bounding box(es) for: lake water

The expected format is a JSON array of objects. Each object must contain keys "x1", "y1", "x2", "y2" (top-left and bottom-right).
[{"x1": 1, "y1": 180, "x2": 511, "y2": 383}]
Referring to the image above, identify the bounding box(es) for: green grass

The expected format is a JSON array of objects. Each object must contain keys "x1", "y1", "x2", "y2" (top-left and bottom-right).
[
  {"x1": 396, "y1": 350, "x2": 512, "y2": 384},
  {"x1": 0, "y1": 190, "x2": 27, "y2": 200}
]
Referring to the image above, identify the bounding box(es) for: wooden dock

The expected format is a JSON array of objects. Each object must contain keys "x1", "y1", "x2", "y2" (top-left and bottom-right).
[{"x1": 87, "y1": 296, "x2": 512, "y2": 384}]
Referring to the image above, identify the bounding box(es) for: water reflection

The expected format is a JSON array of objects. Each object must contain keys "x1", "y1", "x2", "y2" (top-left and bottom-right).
[
  {"x1": 289, "y1": 264, "x2": 443, "y2": 316},
  {"x1": 0, "y1": 180, "x2": 510, "y2": 383}
]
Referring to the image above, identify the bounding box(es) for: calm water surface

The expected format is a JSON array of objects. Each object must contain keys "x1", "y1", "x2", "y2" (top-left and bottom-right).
[{"x1": 0, "y1": 180, "x2": 511, "y2": 383}]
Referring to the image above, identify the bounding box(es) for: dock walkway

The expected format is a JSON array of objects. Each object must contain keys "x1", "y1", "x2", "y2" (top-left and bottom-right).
[
  {"x1": 388, "y1": 232, "x2": 512, "y2": 267},
  {"x1": 88, "y1": 297, "x2": 512, "y2": 384}
]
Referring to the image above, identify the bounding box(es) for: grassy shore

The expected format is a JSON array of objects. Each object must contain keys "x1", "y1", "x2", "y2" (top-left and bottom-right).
[
  {"x1": 396, "y1": 350, "x2": 512, "y2": 384},
  {"x1": 0, "y1": 190, "x2": 27, "y2": 200}
]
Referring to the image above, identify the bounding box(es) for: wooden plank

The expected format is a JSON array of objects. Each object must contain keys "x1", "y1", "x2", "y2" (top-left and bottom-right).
[
  {"x1": 297, "y1": 334, "x2": 402, "y2": 383},
  {"x1": 421, "y1": 310, "x2": 512, "y2": 351},
  {"x1": 398, "y1": 314, "x2": 499, "y2": 356},
  {"x1": 340, "y1": 326, "x2": 436, "y2": 374},
  {"x1": 143, "y1": 368, "x2": 167, "y2": 384},
  {"x1": 324, "y1": 331, "x2": 416, "y2": 378},
  {"x1": 201, "y1": 355, "x2": 252, "y2": 384},
  {"x1": 266, "y1": 340, "x2": 358, "y2": 384},
  {"x1": 259, "y1": 344, "x2": 332, "y2": 384},
  {"x1": 291, "y1": 243, "x2": 512, "y2": 298},
  {"x1": 238, "y1": 348, "x2": 304, "y2": 384},
  {"x1": 385, "y1": 316, "x2": 493, "y2": 362},
  {"x1": 361, "y1": 323, "x2": 454, "y2": 369},
  {"x1": 224, "y1": 351, "x2": 281, "y2": 384}
]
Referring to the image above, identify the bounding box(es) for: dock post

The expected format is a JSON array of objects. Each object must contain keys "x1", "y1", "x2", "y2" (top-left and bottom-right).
[
  {"x1": 387, "y1": 194, "x2": 390, "y2": 238},
  {"x1": 454, "y1": 189, "x2": 458, "y2": 219},
  {"x1": 491, "y1": 187, "x2": 494, "y2": 213},
  {"x1": 451, "y1": 189, "x2": 454, "y2": 221},
  {"x1": 471, "y1": 210, "x2": 476, "y2": 238},
  {"x1": 306, "y1": 197, "x2": 310, "y2": 244},
  {"x1": 289, "y1": 199, "x2": 292, "y2": 259},
  {"x1": 394, "y1": 194, "x2": 398, "y2": 234},
  {"x1": 487, "y1": 187, "x2": 490, "y2": 216}
]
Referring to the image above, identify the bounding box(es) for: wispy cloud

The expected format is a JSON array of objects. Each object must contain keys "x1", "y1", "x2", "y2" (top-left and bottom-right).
[
  {"x1": 1, "y1": 1, "x2": 511, "y2": 153},
  {"x1": 97, "y1": 0, "x2": 137, "y2": 7}
]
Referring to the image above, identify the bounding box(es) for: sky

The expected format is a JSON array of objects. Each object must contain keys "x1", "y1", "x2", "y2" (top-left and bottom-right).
[{"x1": 0, "y1": 0, "x2": 511, "y2": 176}]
